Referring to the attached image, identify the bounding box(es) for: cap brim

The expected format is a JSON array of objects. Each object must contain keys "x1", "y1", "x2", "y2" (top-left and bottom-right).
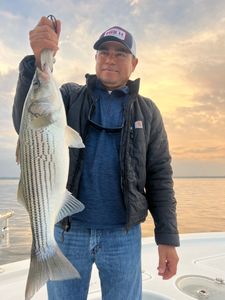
[{"x1": 93, "y1": 36, "x2": 133, "y2": 55}]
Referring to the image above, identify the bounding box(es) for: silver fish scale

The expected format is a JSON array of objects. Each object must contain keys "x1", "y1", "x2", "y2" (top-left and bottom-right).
[
  {"x1": 20, "y1": 126, "x2": 56, "y2": 259},
  {"x1": 17, "y1": 50, "x2": 84, "y2": 300}
]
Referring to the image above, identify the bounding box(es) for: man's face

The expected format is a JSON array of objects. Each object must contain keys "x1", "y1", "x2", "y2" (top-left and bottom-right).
[{"x1": 95, "y1": 41, "x2": 138, "y2": 90}]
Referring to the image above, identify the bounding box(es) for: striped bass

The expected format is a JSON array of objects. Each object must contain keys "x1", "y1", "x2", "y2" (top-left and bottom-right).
[{"x1": 16, "y1": 49, "x2": 85, "y2": 300}]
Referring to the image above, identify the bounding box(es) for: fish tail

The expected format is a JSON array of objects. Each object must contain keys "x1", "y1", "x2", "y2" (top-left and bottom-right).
[{"x1": 25, "y1": 244, "x2": 80, "y2": 300}]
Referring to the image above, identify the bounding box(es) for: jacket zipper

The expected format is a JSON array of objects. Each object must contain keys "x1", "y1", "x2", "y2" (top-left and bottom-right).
[{"x1": 120, "y1": 98, "x2": 134, "y2": 229}]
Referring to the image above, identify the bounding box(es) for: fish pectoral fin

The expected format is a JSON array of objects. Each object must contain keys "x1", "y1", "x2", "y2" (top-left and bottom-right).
[
  {"x1": 56, "y1": 190, "x2": 85, "y2": 223},
  {"x1": 17, "y1": 179, "x2": 28, "y2": 211},
  {"x1": 65, "y1": 125, "x2": 85, "y2": 148}
]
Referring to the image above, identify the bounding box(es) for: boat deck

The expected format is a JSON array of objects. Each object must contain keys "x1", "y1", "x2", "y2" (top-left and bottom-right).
[{"x1": 0, "y1": 232, "x2": 225, "y2": 300}]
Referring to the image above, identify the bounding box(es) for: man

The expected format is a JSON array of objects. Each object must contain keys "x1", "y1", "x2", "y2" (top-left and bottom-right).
[{"x1": 13, "y1": 16, "x2": 179, "y2": 300}]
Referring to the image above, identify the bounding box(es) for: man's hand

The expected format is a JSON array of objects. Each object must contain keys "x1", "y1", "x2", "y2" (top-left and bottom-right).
[
  {"x1": 157, "y1": 245, "x2": 179, "y2": 280},
  {"x1": 29, "y1": 16, "x2": 61, "y2": 68}
]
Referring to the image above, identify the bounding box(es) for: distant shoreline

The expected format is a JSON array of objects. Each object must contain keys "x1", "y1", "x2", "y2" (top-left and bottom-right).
[
  {"x1": 174, "y1": 176, "x2": 225, "y2": 179},
  {"x1": 0, "y1": 177, "x2": 19, "y2": 180},
  {"x1": 0, "y1": 176, "x2": 225, "y2": 180}
]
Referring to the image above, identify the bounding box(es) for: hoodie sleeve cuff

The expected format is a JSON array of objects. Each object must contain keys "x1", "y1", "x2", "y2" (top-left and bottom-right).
[{"x1": 19, "y1": 55, "x2": 36, "y2": 84}]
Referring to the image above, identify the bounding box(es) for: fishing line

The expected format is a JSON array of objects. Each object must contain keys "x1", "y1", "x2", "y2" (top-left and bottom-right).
[{"x1": 47, "y1": 15, "x2": 57, "y2": 33}]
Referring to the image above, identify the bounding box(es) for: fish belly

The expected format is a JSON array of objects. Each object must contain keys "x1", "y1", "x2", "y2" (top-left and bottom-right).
[{"x1": 20, "y1": 125, "x2": 66, "y2": 258}]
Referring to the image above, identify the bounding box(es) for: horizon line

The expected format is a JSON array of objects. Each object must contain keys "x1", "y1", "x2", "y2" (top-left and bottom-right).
[{"x1": 0, "y1": 176, "x2": 225, "y2": 180}]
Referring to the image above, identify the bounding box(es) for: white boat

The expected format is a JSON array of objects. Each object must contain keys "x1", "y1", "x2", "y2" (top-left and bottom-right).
[
  {"x1": 0, "y1": 209, "x2": 14, "y2": 249},
  {"x1": 0, "y1": 231, "x2": 225, "y2": 300}
]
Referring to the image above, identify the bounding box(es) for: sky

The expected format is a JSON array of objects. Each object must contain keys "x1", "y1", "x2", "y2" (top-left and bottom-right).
[{"x1": 0, "y1": 0, "x2": 225, "y2": 177}]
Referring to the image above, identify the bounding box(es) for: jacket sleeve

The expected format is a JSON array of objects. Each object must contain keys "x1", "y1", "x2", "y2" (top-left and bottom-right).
[
  {"x1": 145, "y1": 101, "x2": 180, "y2": 247},
  {"x1": 12, "y1": 55, "x2": 36, "y2": 134}
]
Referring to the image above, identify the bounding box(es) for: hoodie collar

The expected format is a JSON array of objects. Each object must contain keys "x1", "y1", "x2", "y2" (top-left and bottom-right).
[{"x1": 85, "y1": 74, "x2": 140, "y2": 96}]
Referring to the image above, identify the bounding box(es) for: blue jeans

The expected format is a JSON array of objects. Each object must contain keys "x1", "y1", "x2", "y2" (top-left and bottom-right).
[{"x1": 47, "y1": 223, "x2": 142, "y2": 300}]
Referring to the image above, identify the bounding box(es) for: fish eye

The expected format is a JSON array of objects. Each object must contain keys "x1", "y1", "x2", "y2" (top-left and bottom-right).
[{"x1": 33, "y1": 78, "x2": 40, "y2": 89}]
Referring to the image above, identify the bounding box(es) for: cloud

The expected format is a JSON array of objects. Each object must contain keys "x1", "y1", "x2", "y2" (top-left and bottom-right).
[
  {"x1": 0, "y1": 69, "x2": 19, "y2": 179},
  {"x1": 0, "y1": 69, "x2": 18, "y2": 132},
  {"x1": 128, "y1": 0, "x2": 140, "y2": 5},
  {"x1": 1, "y1": 0, "x2": 225, "y2": 176},
  {"x1": 142, "y1": 16, "x2": 225, "y2": 162},
  {"x1": 0, "y1": 68, "x2": 18, "y2": 93},
  {"x1": 127, "y1": 0, "x2": 141, "y2": 16},
  {"x1": 165, "y1": 87, "x2": 225, "y2": 161},
  {"x1": 172, "y1": 145, "x2": 225, "y2": 160},
  {"x1": 0, "y1": 10, "x2": 22, "y2": 20},
  {"x1": 0, "y1": 41, "x2": 22, "y2": 73},
  {"x1": 0, "y1": 9, "x2": 31, "y2": 53},
  {"x1": 164, "y1": 71, "x2": 225, "y2": 159}
]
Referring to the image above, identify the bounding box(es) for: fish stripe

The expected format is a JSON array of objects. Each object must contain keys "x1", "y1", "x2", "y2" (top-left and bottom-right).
[
  {"x1": 16, "y1": 53, "x2": 84, "y2": 300},
  {"x1": 20, "y1": 128, "x2": 56, "y2": 253},
  {"x1": 18, "y1": 84, "x2": 80, "y2": 258}
]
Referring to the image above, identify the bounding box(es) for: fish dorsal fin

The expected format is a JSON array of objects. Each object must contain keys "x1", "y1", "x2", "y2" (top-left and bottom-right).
[
  {"x1": 55, "y1": 190, "x2": 85, "y2": 223},
  {"x1": 17, "y1": 179, "x2": 28, "y2": 211},
  {"x1": 65, "y1": 125, "x2": 85, "y2": 148},
  {"x1": 16, "y1": 139, "x2": 20, "y2": 164}
]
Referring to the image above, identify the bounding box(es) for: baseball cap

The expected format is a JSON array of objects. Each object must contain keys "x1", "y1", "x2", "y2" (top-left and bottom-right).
[{"x1": 93, "y1": 26, "x2": 136, "y2": 57}]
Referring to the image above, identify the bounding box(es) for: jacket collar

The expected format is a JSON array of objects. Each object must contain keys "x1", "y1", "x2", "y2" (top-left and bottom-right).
[{"x1": 85, "y1": 74, "x2": 140, "y2": 96}]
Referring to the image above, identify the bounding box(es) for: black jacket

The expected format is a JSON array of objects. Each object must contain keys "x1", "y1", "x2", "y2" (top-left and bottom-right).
[{"x1": 13, "y1": 55, "x2": 179, "y2": 246}]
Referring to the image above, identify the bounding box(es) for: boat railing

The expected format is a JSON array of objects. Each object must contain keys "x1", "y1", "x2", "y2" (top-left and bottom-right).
[{"x1": 0, "y1": 209, "x2": 14, "y2": 248}]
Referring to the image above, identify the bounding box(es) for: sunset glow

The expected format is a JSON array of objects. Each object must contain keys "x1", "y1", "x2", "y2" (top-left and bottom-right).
[{"x1": 0, "y1": 0, "x2": 225, "y2": 177}]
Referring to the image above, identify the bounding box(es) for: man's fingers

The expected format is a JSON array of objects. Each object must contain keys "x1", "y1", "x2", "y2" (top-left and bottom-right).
[
  {"x1": 158, "y1": 260, "x2": 177, "y2": 279},
  {"x1": 37, "y1": 16, "x2": 61, "y2": 36},
  {"x1": 35, "y1": 16, "x2": 61, "y2": 35},
  {"x1": 157, "y1": 245, "x2": 179, "y2": 280},
  {"x1": 55, "y1": 20, "x2": 61, "y2": 37},
  {"x1": 30, "y1": 38, "x2": 58, "y2": 52},
  {"x1": 37, "y1": 16, "x2": 53, "y2": 27},
  {"x1": 158, "y1": 256, "x2": 167, "y2": 276},
  {"x1": 29, "y1": 25, "x2": 59, "y2": 42},
  {"x1": 29, "y1": 30, "x2": 59, "y2": 48},
  {"x1": 29, "y1": 16, "x2": 60, "y2": 47},
  {"x1": 29, "y1": 16, "x2": 61, "y2": 66},
  {"x1": 161, "y1": 261, "x2": 177, "y2": 280}
]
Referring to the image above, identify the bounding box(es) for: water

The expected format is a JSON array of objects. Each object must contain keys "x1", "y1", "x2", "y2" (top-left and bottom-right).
[
  {"x1": 143, "y1": 177, "x2": 225, "y2": 237},
  {"x1": 0, "y1": 178, "x2": 225, "y2": 265},
  {"x1": 0, "y1": 179, "x2": 31, "y2": 265}
]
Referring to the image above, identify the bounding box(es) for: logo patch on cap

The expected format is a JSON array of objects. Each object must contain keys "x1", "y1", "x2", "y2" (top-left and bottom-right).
[{"x1": 104, "y1": 28, "x2": 126, "y2": 41}]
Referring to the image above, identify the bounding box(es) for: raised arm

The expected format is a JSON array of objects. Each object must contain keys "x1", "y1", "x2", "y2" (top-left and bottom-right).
[{"x1": 12, "y1": 16, "x2": 61, "y2": 133}]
